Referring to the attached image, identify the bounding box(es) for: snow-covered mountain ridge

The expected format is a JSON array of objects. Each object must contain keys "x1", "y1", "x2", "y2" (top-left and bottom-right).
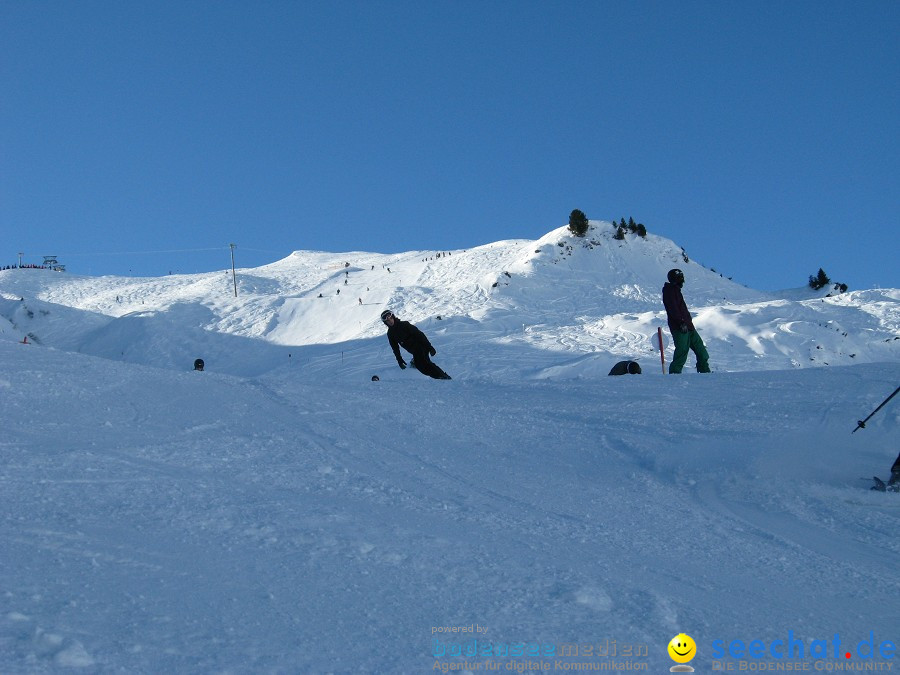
[{"x1": 2, "y1": 222, "x2": 896, "y2": 378}]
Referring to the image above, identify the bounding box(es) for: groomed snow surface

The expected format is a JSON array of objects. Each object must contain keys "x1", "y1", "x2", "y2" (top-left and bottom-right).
[{"x1": 2, "y1": 223, "x2": 899, "y2": 673}]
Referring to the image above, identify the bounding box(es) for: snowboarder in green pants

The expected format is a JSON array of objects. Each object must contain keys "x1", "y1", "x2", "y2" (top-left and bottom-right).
[{"x1": 662, "y1": 269, "x2": 710, "y2": 374}]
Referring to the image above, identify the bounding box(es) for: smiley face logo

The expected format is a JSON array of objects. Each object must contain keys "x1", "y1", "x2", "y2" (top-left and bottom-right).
[{"x1": 668, "y1": 633, "x2": 696, "y2": 664}]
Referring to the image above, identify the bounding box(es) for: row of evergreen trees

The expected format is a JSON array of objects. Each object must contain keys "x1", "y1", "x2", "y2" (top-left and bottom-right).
[
  {"x1": 614, "y1": 217, "x2": 647, "y2": 239},
  {"x1": 567, "y1": 210, "x2": 647, "y2": 239},
  {"x1": 809, "y1": 268, "x2": 848, "y2": 293}
]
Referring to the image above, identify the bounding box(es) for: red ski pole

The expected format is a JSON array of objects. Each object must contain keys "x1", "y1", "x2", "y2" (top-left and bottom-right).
[{"x1": 657, "y1": 327, "x2": 666, "y2": 374}]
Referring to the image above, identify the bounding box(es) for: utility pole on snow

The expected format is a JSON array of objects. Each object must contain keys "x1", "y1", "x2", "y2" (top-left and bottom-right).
[{"x1": 229, "y1": 243, "x2": 238, "y2": 297}]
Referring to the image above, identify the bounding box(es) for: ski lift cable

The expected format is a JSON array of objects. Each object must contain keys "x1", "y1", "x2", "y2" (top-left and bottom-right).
[
  {"x1": 36, "y1": 246, "x2": 285, "y2": 259},
  {"x1": 51, "y1": 246, "x2": 233, "y2": 257}
]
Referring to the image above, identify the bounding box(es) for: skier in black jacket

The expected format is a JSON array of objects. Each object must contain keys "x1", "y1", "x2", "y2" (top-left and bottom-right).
[
  {"x1": 662, "y1": 268, "x2": 711, "y2": 374},
  {"x1": 381, "y1": 309, "x2": 451, "y2": 380}
]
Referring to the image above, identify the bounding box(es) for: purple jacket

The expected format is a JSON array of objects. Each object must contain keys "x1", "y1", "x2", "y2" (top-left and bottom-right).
[{"x1": 662, "y1": 282, "x2": 695, "y2": 333}]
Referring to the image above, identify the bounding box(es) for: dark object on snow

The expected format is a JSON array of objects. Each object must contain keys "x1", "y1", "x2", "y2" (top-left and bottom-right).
[
  {"x1": 380, "y1": 310, "x2": 451, "y2": 380},
  {"x1": 371, "y1": 375, "x2": 380, "y2": 381},
  {"x1": 852, "y1": 385, "x2": 900, "y2": 433},
  {"x1": 193, "y1": 358, "x2": 205, "y2": 371},
  {"x1": 608, "y1": 360, "x2": 642, "y2": 376}
]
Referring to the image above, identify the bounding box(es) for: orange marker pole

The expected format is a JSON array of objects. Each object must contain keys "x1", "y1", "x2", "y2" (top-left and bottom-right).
[{"x1": 658, "y1": 326, "x2": 666, "y2": 374}]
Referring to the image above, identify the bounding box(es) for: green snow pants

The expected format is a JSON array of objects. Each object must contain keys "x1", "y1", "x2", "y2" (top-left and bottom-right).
[{"x1": 669, "y1": 329, "x2": 710, "y2": 374}]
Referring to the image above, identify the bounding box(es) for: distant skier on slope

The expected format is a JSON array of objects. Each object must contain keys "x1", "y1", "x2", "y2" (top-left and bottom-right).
[
  {"x1": 381, "y1": 309, "x2": 451, "y2": 380},
  {"x1": 662, "y1": 268, "x2": 711, "y2": 374}
]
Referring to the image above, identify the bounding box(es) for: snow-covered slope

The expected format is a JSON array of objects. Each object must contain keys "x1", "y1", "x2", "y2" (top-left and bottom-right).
[
  {"x1": 2, "y1": 337, "x2": 899, "y2": 673},
  {"x1": 1, "y1": 222, "x2": 899, "y2": 672}
]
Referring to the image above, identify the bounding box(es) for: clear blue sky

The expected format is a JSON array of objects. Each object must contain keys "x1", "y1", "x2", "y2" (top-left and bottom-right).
[{"x1": 2, "y1": 0, "x2": 897, "y2": 290}]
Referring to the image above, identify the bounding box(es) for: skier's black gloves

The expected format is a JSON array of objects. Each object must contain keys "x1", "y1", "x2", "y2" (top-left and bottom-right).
[
  {"x1": 398, "y1": 360, "x2": 407, "y2": 369},
  {"x1": 429, "y1": 347, "x2": 436, "y2": 356},
  {"x1": 679, "y1": 322, "x2": 689, "y2": 333}
]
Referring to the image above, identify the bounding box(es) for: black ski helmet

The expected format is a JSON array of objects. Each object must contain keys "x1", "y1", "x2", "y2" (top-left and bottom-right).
[
  {"x1": 380, "y1": 310, "x2": 394, "y2": 323},
  {"x1": 667, "y1": 269, "x2": 685, "y2": 286},
  {"x1": 193, "y1": 358, "x2": 205, "y2": 371}
]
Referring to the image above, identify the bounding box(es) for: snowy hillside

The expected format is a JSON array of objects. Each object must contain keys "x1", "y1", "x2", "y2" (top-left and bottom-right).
[
  {"x1": 2, "y1": 222, "x2": 899, "y2": 673},
  {"x1": 2, "y1": 222, "x2": 898, "y2": 378}
]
